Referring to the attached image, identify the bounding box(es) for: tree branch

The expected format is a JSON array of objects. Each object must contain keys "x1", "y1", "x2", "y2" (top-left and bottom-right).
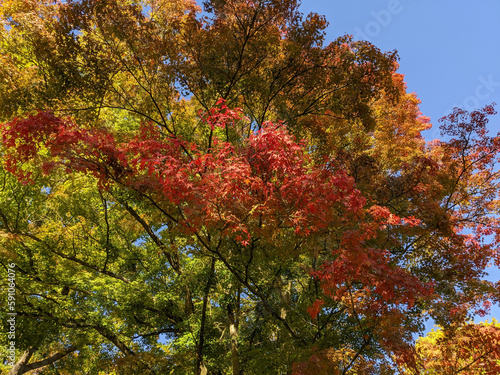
[{"x1": 19, "y1": 346, "x2": 78, "y2": 375}]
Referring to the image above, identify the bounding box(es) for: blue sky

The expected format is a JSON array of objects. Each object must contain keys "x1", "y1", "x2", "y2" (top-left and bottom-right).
[
  {"x1": 299, "y1": 0, "x2": 500, "y2": 138},
  {"x1": 298, "y1": 1, "x2": 500, "y2": 325}
]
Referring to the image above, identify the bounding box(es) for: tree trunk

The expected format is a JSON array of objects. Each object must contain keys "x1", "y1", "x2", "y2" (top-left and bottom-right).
[
  {"x1": 8, "y1": 346, "x2": 78, "y2": 375},
  {"x1": 196, "y1": 258, "x2": 216, "y2": 375},
  {"x1": 8, "y1": 347, "x2": 36, "y2": 375},
  {"x1": 228, "y1": 286, "x2": 241, "y2": 375}
]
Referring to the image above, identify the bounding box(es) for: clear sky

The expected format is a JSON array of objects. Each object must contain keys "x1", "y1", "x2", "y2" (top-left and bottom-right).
[{"x1": 297, "y1": 1, "x2": 500, "y2": 325}]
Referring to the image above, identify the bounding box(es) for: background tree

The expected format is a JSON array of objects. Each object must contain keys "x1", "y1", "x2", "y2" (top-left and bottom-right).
[{"x1": 402, "y1": 319, "x2": 500, "y2": 375}]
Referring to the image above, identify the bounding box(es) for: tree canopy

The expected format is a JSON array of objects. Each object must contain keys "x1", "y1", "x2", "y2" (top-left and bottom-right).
[{"x1": 0, "y1": 0, "x2": 499, "y2": 374}]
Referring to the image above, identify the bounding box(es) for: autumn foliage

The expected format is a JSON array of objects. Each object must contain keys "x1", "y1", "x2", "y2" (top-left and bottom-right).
[
  {"x1": 406, "y1": 320, "x2": 500, "y2": 374},
  {"x1": 0, "y1": 0, "x2": 500, "y2": 374}
]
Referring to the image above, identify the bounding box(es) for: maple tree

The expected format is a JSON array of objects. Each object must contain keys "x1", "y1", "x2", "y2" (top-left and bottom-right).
[{"x1": 1, "y1": 0, "x2": 499, "y2": 374}]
